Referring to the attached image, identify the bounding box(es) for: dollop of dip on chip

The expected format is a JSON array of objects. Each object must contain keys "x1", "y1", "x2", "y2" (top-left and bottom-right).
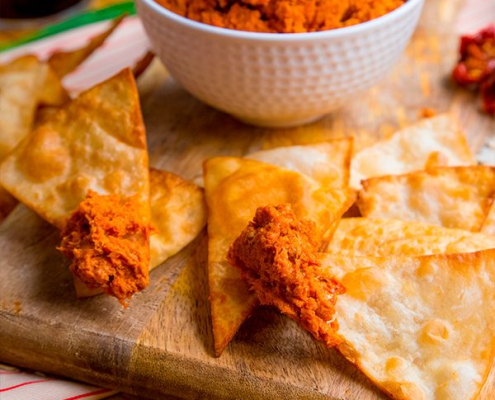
[
  {"x1": 227, "y1": 204, "x2": 345, "y2": 347},
  {"x1": 58, "y1": 190, "x2": 151, "y2": 306}
]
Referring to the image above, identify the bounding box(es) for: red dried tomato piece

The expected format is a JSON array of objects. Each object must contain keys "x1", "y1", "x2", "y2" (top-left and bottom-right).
[
  {"x1": 452, "y1": 25, "x2": 495, "y2": 114},
  {"x1": 453, "y1": 25, "x2": 495, "y2": 85},
  {"x1": 481, "y1": 73, "x2": 495, "y2": 114}
]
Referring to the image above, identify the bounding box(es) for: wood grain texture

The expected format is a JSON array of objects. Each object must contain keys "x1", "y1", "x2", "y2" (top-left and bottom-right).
[{"x1": 0, "y1": 0, "x2": 494, "y2": 399}]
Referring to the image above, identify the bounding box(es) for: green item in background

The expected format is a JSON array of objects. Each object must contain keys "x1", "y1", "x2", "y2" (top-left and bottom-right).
[{"x1": 0, "y1": 1, "x2": 136, "y2": 53}]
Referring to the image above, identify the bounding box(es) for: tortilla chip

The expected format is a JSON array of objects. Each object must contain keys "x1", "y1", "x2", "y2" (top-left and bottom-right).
[
  {"x1": 204, "y1": 155, "x2": 353, "y2": 356},
  {"x1": 357, "y1": 166, "x2": 495, "y2": 232},
  {"x1": 32, "y1": 65, "x2": 70, "y2": 127},
  {"x1": 227, "y1": 204, "x2": 346, "y2": 349},
  {"x1": 0, "y1": 55, "x2": 67, "y2": 152},
  {"x1": 0, "y1": 68, "x2": 148, "y2": 229},
  {"x1": 74, "y1": 168, "x2": 207, "y2": 298},
  {"x1": 12, "y1": 68, "x2": 151, "y2": 303},
  {"x1": 34, "y1": 50, "x2": 154, "y2": 129},
  {"x1": 327, "y1": 218, "x2": 495, "y2": 256},
  {"x1": 246, "y1": 138, "x2": 353, "y2": 188},
  {"x1": 0, "y1": 55, "x2": 45, "y2": 160},
  {"x1": 480, "y1": 203, "x2": 495, "y2": 235},
  {"x1": 0, "y1": 55, "x2": 69, "y2": 222},
  {"x1": 48, "y1": 15, "x2": 125, "y2": 78},
  {"x1": 319, "y1": 250, "x2": 495, "y2": 400},
  {"x1": 350, "y1": 114, "x2": 475, "y2": 189},
  {"x1": 149, "y1": 168, "x2": 207, "y2": 269},
  {"x1": 38, "y1": 64, "x2": 70, "y2": 106}
]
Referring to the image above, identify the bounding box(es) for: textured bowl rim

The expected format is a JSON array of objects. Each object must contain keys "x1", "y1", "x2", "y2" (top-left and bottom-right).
[{"x1": 138, "y1": 0, "x2": 424, "y2": 41}]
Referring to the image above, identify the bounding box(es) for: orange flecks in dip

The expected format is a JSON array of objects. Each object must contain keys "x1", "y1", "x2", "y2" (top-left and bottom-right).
[
  {"x1": 156, "y1": 0, "x2": 407, "y2": 33},
  {"x1": 58, "y1": 190, "x2": 151, "y2": 306},
  {"x1": 228, "y1": 204, "x2": 345, "y2": 347}
]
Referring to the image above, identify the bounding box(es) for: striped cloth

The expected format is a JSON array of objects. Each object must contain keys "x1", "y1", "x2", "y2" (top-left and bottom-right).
[
  {"x1": 0, "y1": 364, "x2": 117, "y2": 400},
  {"x1": 0, "y1": 15, "x2": 150, "y2": 94},
  {"x1": 0, "y1": 0, "x2": 492, "y2": 399}
]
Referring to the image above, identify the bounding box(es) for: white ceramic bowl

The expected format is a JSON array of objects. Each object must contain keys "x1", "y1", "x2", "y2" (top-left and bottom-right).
[{"x1": 137, "y1": 0, "x2": 424, "y2": 127}]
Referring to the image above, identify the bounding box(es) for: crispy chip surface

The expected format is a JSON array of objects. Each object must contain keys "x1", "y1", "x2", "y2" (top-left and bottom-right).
[
  {"x1": 327, "y1": 218, "x2": 495, "y2": 255},
  {"x1": 38, "y1": 65, "x2": 70, "y2": 106},
  {"x1": 204, "y1": 155, "x2": 353, "y2": 355},
  {"x1": 0, "y1": 68, "x2": 149, "y2": 229},
  {"x1": 149, "y1": 168, "x2": 207, "y2": 269},
  {"x1": 319, "y1": 250, "x2": 495, "y2": 400},
  {"x1": 357, "y1": 166, "x2": 495, "y2": 232},
  {"x1": 0, "y1": 55, "x2": 69, "y2": 222},
  {"x1": 246, "y1": 138, "x2": 352, "y2": 188},
  {"x1": 0, "y1": 55, "x2": 45, "y2": 160},
  {"x1": 350, "y1": 114, "x2": 475, "y2": 189},
  {"x1": 481, "y1": 203, "x2": 495, "y2": 235}
]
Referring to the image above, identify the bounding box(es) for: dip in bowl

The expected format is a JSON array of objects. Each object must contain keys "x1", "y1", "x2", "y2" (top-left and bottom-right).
[{"x1": 137, "y1": 0, "x2": 424, "y2": 127}]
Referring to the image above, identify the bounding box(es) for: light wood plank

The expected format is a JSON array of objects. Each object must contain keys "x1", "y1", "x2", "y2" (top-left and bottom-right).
[{"x1": 0, "y1": 0, "x2": 493, "y2": 399}]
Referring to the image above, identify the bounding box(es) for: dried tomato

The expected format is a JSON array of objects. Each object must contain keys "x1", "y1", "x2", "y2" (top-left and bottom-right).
[
  {"x1": 481, "y1": 73, "x2": 495, "y2": 114},
  {"x1": 452, "y1": 25, "x2": 495, "y2": 114}
]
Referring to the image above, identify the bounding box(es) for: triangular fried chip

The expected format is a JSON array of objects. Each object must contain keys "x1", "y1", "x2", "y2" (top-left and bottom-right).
[
  {"x1": 48, "y1": 15, "x2": 125, "y2": 78},
  {"x1": 38, "y1": 64, "x2": 70, "y2": 107},
  {"x1": 0, "y1": 55, "x2": 69, "y2": 223},
  {"x1": 246, "y1": 138, "x2": 353, "y2": 188},
  {"x1": 0, "y1": 68, "x2": 150, "y2": 303},
  {"x1": 229, "y1": 207, "x2": 495, "y2": 399},
  {"x1": 350, "y1": 114, "x2": 475, "y2": 189},
  {"x1": 33, "y1": 49, "x2": 155, "y2": 129},
  {"x1": 356, "y1": 166, "x2": 495, "y2": 232},
  {"x1": 228, "y1": 204, "x2": 346, "y2": 348},
  {"x1": 320, "y1": 250, "x2": 495, "y2": 400},
  {"x1": 149, "y1": 168, "x2": 207, "y2": 269},
  {"x1": 481, "y1": 203, "x2": 495, "y2": 235},
  {"x1": 0, "y1": 68, "x2": 148, "y2": 229},
  {"x1": 204, "y1": 155, "x2": 353, "y2": 355},
  {"x1": 0, "y1": 55, "x2": 46, "y2": 160},
  {"x1": 73, "y1": 167, "x2": 207, "y2": 298},
  {"x1": 32, "y1": 67, "x2": 71, "y2": 130},
  {"x1": 327, "y1": 218, "x2": 495, "y2": 255}
]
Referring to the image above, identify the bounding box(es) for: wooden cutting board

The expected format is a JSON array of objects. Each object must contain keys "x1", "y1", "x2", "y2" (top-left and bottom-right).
[{"x1": 1, "y1": 0, "x2": 494, "y2": 399}]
